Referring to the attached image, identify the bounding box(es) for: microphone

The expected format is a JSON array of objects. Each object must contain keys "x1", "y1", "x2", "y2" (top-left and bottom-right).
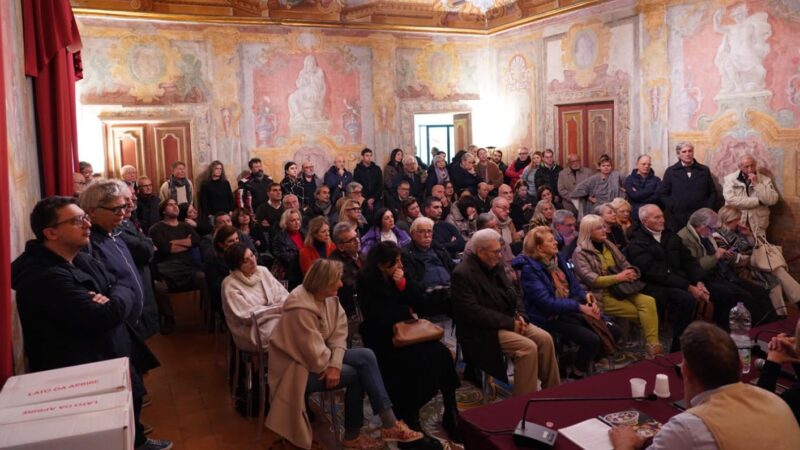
[
  {"x1": 754, "y1": 358, "x2": 798, "y2": 381},
  {"x1": 513, "y1": 394, "x2": 658, "y2": 448}
]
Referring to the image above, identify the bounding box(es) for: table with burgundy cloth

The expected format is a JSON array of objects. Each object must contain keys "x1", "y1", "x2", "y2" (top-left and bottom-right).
[{"x1": 458, "y1": 318, "x2": 796, "y2": 450}]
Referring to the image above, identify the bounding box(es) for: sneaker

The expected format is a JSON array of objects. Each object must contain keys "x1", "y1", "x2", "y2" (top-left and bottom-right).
[
  {"x1": 142, "y1": 395, "x2": 152, "y2": 408},
  {"x1": 381, "y1": 420, "x2": 424, "y2": 443},
  {"x1": 142, "y1": 421, "x2": 154, "y2": 435},
  {"x1": 342, "y1": 433, "x2": 384, "y2": 450},
  {"x1": 135, "y1": 438, "x2": 173, "y2": 450}
]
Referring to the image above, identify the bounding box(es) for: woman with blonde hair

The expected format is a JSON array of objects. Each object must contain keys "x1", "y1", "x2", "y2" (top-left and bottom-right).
[
  {"x1": 512, "y1": 226, "x2": 613, "y2": 378},
  {"x1": 266, "y1": 259, "x2": 423, "y2": 449},
  {"x1": 338, "y1": 198, "x2": 367, "y2": 236},
  {"x1": 529, "y1": 200, "x2": 555, "y2": 228},
  {"x1": 272, "y1": 208, "x2": 304, "y2": 289},
  {"x1": 609, "y1": 197, "x2": 633, "y2": 235},
  {"x1": 572, "y1": 214, "x2": 662, "y2": 358},
  {"x1": 714, "y1": 205, "x2": 800, "y2": 316},
  {"x1": 298, "y1": 216, "x2": 336, "y2": 274}
]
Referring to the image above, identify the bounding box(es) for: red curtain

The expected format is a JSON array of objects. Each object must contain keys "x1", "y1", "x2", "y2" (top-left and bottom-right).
[
  {"x1": 23, "y1": 0, "x2": 83, "y2": 197},
  {"x1": 0, "y1": 2, "x2": 11, "y2": 386}
]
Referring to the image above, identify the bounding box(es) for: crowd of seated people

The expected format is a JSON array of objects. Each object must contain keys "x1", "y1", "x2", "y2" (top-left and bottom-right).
[{"x1": 16, "y1": 143, "x2": 800, "y2": 450}]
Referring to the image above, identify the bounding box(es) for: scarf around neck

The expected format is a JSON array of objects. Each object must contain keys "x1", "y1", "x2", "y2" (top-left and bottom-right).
[{"x1": 169, "y1": 175, "x2": 193, "y2": 205}]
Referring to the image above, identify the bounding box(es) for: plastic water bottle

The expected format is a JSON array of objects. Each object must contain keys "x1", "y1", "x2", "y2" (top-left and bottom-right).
[{"x1": 729, "y1": 302, "x2": 752, "y2": 374}]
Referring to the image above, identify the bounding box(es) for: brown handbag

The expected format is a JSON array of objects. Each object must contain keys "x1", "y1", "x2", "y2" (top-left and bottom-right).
[
  {"x1": 392, "y1": 317, "x2": 444, "y2": 348},
  {"x1": 694, "y1": 300, "x2": 715, "y2": 323}
]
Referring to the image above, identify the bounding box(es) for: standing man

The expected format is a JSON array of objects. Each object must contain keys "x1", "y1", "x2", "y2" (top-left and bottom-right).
[
  {"x1": 353, "y1": 148, "x2": 383, "y2": 210},
  {"x1": 451, "y1": 229, "x2": 560, "y2": 396},
  {"x1": 11, "y1": 197, "x2": 172, "y2": 450},
  {"x1": 477, "y1": 148, "x2": 504, "y2": 191},
  {"x1": 557, "y1": 154, "x2": 594, "y2": 217},
  {"x1": 722, "y1": 154, "x2": 779, "y2": 232},
  {"x1": 159, "y1": 160, "x2": 193, "y2": 207},
  {"x1": 255, "y1": 181, "x2": 284, "y2": 237},
  {"x1": 298, "y1": 160, "x2": 322, "y2": 207},
  {"x1": 136, "y1": 176, "x2": 161, "y2": 233},
  {"x1": 534, "y1": 149, "x2": 562, "y2": 207},
  {"x1": 323, "y1": 155, "x2": 353, "y2": 203},
  {"x1": 237, "y1": 157, "x2": 273, "y2": 212},
  {"x1": 121, "y1": 165, "x2": 139, "y2": 190},
  {"x1": 658, "y1": 142, "x2": 718, "y2": 232}
]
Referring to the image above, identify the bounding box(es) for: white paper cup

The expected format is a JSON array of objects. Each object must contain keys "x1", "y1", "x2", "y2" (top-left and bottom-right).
[
  {"x1": 654, "y1": 373, "x2": 671, "y2": 398},
  {"x1": 630, "y1": 377, "x2": 647, "y2": 398}
]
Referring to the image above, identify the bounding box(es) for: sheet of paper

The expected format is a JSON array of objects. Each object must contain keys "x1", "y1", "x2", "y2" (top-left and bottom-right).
[{"x1": 559, "y1": 418, "x2": 613, "y2": 450}]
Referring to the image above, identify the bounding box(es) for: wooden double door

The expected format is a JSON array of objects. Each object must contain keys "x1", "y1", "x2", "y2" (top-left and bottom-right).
[
  {"x1": 557, "y1": 102, "x2": 614, "y2": 168},
  {"x1": 103, "y1": 120, "x2": 193, "y2": 187}
]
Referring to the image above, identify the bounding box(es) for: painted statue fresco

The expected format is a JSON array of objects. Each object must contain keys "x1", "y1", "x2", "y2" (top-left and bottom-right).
[
  {"x1": 79, "y1": 34, "x2": 208, "y2": 105},
  {"x1": 242, "y1": 44, "x2": 371, "y2": 150}
]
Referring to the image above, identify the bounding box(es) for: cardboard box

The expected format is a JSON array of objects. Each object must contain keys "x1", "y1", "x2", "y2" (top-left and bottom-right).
[
  {"x1": 0, "y1": 358, "x2": 130, "y2": 408},
  {"x1": 0, "y1": 358, "x2": 133, "y2": 449},
  {"x1": 0, "y1": 391, "x2": 134, "y2": 449}
]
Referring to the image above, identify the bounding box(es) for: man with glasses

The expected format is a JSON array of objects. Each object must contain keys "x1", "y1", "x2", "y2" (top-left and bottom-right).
[
  {"x1": 490, "y1": 196, "x2": 522, "y2": 245},
  {"x1": 557, "y1": 154, "x2": 594, "y2": 217},
  {"x1": 329, "y1": 222, "x2": 362, "y2": 316},
  {"x1": 402, "y1": 217, "x2": 455, "y2": 315},
  {"x1": 298, "y1": 160, "x2": 322, "y2": 207},
  {"x1": 11, "y1": 196, "x2": 173, "y2": 450},
  {"x1": 553, "y1": 209, "x2": 578, "y2": 261},
  {"x1": 136, "y1": 176, "x2": 161, "y2": 233},
  {"x1": 451, "y1": 228, "x2": 560, "y2": 396}
]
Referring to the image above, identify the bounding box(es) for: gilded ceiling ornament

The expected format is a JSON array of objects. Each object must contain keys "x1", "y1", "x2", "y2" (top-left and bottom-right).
[
  {"x1": 561, "y1": 20, "x2": 611, "y2": 87},
  {"x1": 415, "y1": 43, "x2": 461, "y2": 100},
  {"x1": 110, "y1": 34, "x2": 182, "y2": 103}
]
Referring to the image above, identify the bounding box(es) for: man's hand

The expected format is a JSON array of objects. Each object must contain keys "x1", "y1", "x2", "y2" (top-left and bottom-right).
[
  {"x1": 767, "y1": 335, "x2": 799, "y2": 364},
  {"x1": 514, "y1": 317, "x2": 527, "y2": 335},
  {"x1": 261, "y1": 219, "x2": 270, "y2": 228},
  {"x1": 588, "y1": 195, "x2": 597, "y2": 204},
  {"x1": 688, "y1": 284, "x2": 706, "y2": 301},
  {"x1": 609, "y1": 426, "x2": 645, "y2": 450},
  {"x1": 747, "y1": 172, "x2": 758, "y2": 184},
  {"x1": 319, "y1": 367, "x2": 341, "y2": 390},
  {"x1": 88, "y1": 291, "x2": 110, "y2": 305},
  {"x1": 714, "y1": 247, "x2": 728, "y2": 259}
]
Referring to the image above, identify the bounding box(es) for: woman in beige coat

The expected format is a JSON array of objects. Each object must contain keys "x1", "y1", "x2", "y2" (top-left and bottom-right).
[{"x1": 265, "y1": 259, "x2": 422, "y2": 449}]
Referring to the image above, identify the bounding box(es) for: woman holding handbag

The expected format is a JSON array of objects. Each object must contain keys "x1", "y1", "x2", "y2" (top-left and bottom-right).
[
  {"x1": 356, "y1": 242, "x2": 462, "y2": 444},
  {"x1": 714, "y1": 206, "x2": 800, "y2": 316},
  {"x1": 512, "y1": 226, "x2": 617, "y2": 379},
  {"x1": 572, "y1": 215, "x2": 662, "y2": 358}
]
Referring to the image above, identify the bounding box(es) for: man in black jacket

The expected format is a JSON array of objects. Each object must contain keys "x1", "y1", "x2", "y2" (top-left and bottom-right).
[
  {"x1": 135, "y1": 176, "x2": 161, "y2": 233},
  {"x1": 451, "y1": 229, "x2": 559, "y2": 396},
  {"x1": 625, "y1": 204, "x2": 700, "y2": 351},
  {"x1": 11, "y1": 196, "x2": 171, "y2": 450},
  {"x1": 422, "y1": 196, "x2": 465, "y2": 257},
  {"x1": 353, "y1": 148, "x2": 383, "y2": 209},
  {"x1": 534, "y1": 149, "x2": 563, "y2": 207},
  {"x1": 402, "y1": 217, "x2": 455, "y2": 316},
  {"x1": 658, "y1": 142, "x2": 719, "y2": 231}
]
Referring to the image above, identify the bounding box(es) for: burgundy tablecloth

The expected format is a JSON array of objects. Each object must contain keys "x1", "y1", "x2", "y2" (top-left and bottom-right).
[{"x1": 458, "y1": 318, "x2": 797, "y2": 450}]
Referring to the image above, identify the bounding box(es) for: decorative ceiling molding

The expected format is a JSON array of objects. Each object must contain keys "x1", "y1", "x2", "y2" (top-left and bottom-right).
[{"x1": 71, "y1": 0, "x2": 605, "y2": 35}]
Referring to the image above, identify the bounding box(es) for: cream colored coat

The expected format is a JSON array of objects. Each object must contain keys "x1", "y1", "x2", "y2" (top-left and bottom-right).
[
  {"x1": 265, "y1": 286, "x2": 347, "y2": 449},
  {"x1": 722, "y1": 171, "x2": 779, "y2": 231},
  {"x1": 221, "y1": 266, "x2": 289, "y2": 353}
]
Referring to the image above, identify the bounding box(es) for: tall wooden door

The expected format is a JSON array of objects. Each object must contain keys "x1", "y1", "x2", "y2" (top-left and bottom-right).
[
  {"x1": 453, "y1": 112, "x2": 472, "y2": 151},
  {"x1": 557, "y1": 102, "x2": 614, "y2": 167},
  {"x1": 104, "y1": 121, "x2": 193, "y2": 187}
]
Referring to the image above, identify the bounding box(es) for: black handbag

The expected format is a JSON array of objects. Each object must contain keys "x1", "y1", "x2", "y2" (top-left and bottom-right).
[{"x1": 607, "y1": 265, "x2": 646, "y2": 299}]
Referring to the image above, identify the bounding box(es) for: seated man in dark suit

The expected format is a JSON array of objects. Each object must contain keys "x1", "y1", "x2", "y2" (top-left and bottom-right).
[
  {"x1": 402, "y1": 217, "x2": 455, "y2": 316},
  {"x1": 451, "y1": 229, "x2": 559, "y2": 396},
  {"x1": 11, "y1": 196, "x2": 171, "y2": 450},
  {"x1": 422, "y1": 196, "x2": 465, "y2": 257},
  {"x1": 626, "y1": 204, "x2": 699, "y2": 351}
]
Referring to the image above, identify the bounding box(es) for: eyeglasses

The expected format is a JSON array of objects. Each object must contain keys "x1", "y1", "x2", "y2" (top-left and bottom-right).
[
  {"x1": 98, "y1": 204, "x2": 127, "y2": 215},
  {"x1": 342, "y1": 236, "x2": 360, "y2": 244},
  {"x1": 346, "y1": 207, "x2": 361, "y2": 212},
  {"x1": 414, "y1": 229, "x2": 433, "y2": 235},
  {"x1": 53, "y1": 214, "x2": 91, "y2": 227},
  {"x1": 139, "y1": 184, "x2": 153, "y2": 188}
]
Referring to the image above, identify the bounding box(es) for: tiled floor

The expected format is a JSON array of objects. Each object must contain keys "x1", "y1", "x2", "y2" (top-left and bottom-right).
[{"x1": 140, "y1": 293, "x2": 268, "y2": 450}]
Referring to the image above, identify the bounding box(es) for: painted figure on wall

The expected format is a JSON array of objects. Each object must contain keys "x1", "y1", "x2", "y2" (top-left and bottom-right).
[
  {"x1": 713, "y1": 4, "x2": 772, "y2": 94},
  {"x1": 573, "y1": 30, "x2": 598, "y2": 70},
  {"x1": 255, "y1": 96, "x2": 277, "y2": 147},
  {"x1": 341, "y1": 98, "x2": 361, "y2": 144},
  {"x1": 288, "y1": 55, "x2": 327, "y2": 123}
]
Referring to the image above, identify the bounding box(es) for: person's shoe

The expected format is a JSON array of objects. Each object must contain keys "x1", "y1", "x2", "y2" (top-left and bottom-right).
[
  {"x1": 135, "y1": 438, "x2": 173, "y2": 450},
  {"x1": 646, "y1": 343, "x2": 664, "y2": 360},
  {"x1": 382, "y1": 420, "x2": 424, "y2": 443},
  {"x1": 142, "y1": 422, "x2": 154, "y2": 435},
  {"x1": 141, "y1": 395, "x2": 152, "y2": 408},
  {"x1": 342, "y1": 433, "x2": 384, "y2": 450}
]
